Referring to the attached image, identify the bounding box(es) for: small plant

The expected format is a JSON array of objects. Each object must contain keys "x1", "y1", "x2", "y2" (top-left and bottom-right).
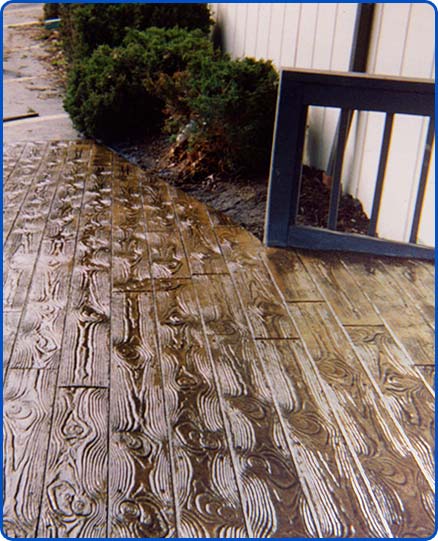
[
  {"x1": 64, "y1": 28, "x2": 214, "y2": 141},
  {"x1": 59, "y1": 3, "x2": 212, "y2": 62}
]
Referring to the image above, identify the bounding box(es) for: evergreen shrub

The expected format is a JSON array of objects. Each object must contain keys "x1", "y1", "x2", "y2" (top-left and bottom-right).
[
  {"x1": 43, "y1": 3, "x2": 60, "y2": 20},
  {"x1": 162, "y1": 55, "x2": 279, "y2": 175},
  {"x1": 59, "y1": 3, "x2": 212, "y2": 62},
  {"x1": 63, "y1": 28, "x2": 214, "y2": 140}
]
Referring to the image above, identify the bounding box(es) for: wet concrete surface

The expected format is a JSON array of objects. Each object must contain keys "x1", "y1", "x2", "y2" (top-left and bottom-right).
[
  {"x1": 3, "y1": 138, "x2": 435, "y2": 539},
  {"x1": 3, "y1": 2, "x2": 79, "y2": 143}
]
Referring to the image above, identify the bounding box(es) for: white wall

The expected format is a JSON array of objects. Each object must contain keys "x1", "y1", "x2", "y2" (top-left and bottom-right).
[{"x1": 211, "y1": 3, "x2": 435, "y2": 247}]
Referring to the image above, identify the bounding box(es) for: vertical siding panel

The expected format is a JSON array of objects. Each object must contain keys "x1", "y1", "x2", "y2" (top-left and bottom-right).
[
  {"x1": 305, "y1": 108, "x2": 325, "y2": 169},
  {"x1": 217, "y1": 3, "x2": 357, "y2": 72},
  {"x1": 371, "y1": 4, "x2": 411, "y2": 76},
  {"x1": 233, "y1": 3, "x2": 246, "y2": 58},
  {"x1": 279, "y1": 4, "x2": 301, "y2": 68},
  {"x1": 400, "y1": 4, "x2": 434, "y2": 78},
  {"x1": 229, "y1": 3, "x2": 239, "y2": 56},
  {"x1": 345, "y1": 113, "x2": 366, "y2": 198},
  {"x1": 295, "y1": 3, "x2": 318, "y2": 167},
  {"x1": 366, "y1": 4, "x2": 383, "y2": 74},
  {"x1": 365, "y1": 3, "x2": 410, "y2": 240},
  {"x1": 373, "y1": 3, "x2": 432, "y2": 242},
  {"x1": 349, "y1": 4, "x2": 380, "y2": 208},
  {"x1": 347, "y1": 1, "x2": 381, "y2": 201},
  {"x1": 310, "y1": 4, "x2": 339, "y2": 169},
  {"x1": 355, "y1": 113, "x2": 386, "y2": 217},
  {"x1": 267, "y1": 3, "x2": 286, "y2": 67},
  {"x1": 264, "y1": 4, "x2": 274, "y2": 60},
  {"x1": 403, "y1": 118, "x2": 429, "y2": 241},
  {"x1": 341, "y1": 112, "x2": 361, "y2": 193},
  {"x1": 255, "y1": 4, "x2": 272, "y2": 60},
  {"x1": 241, "y1": 4, "x2": 249, "y2": 58},
  {"x1": 295, "y1": 3, "x2": 318, "y2": 68},
  {"x1": 378, "y1": 115, "x2": 425, "y2": 242},
  {"x1": 307, "y1": 5, "x2": 324, "y2": 169},
  {"x1": 241, "y1": 4, "x2": 250, "y2": 57},
  {"x1": 221, "y1": 4, "x2": 233, "y2": 54},
  {"x1": 327, "y1": 3, "x2": 358, "y2": 175},
  {"x1": 329, "y1": 3, "x2": 357, "y2": 71},
  {"x1": 244, "y1": 4, "x2": 259, "y2": 58},
  {"x1": 399, "y1": 4, "x2": 435, "y2": 244},
  {"x1": 349, "y1": 4, "x2": 384, "y2": 199}
]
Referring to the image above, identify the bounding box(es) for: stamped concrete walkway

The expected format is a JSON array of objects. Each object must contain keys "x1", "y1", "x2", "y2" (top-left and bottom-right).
[{"x1": 3, "y1": 141, "x2": 435, "y2": 537}]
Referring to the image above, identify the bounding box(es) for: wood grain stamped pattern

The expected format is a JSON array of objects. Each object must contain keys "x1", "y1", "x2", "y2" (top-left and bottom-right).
[
  {"x1": 415, "y1": 365, "x2": 435, "y2": 390},
  {"x1": 112, "y1": 157, "x2": 151, "y2": 291},
  {"x1": 168, "y1": 185, "x2": 228, "y2": 275},
  {"x1": 3, "y1": 242, "x2": 38, "y2": 311},
  {"x1": 4, "y1": 141, "x2": 435, "y2": 539},
  {"x1": 298, "y1": 251, "x2": 382, "y2": 326},
  {"x1": 193, "y1": 275, "x2": 313, "y2": 537},
  {"x1": 3, "y1": 369, "x2": 57, "y2": 538},
  {"x1": 206, "y1": 334, "x2": 315, "y2": 538},
  {"x1": 4, "y1": 141, "x2": 68, "y2": 253},
  {"x1": 194, "y1": 274, "x2": 249, "y2": 338},
  {"x1": 347, "y1": 325, "x2": 435, "y2": 482},
  {"x1": 215, "y1": 226, "x2": 298, "y2": 338},
  {"x1": 340, "y1": 254, "x2": 435, "y2": 366},
  {"x1": 3, "y1": 141, "x2": 26, "y2": 184},
  {"x1": 230, "y1": 265, "x2": 298, "y2": 339},
  {"x1": 153, "y1": 280, "x2": 248, "y2": 537},
  {"x1": 4, "y1": 142, "x2": 69, "y2": 311},
  {"x1": 141, "y1": 178, "x2": 177, "y2": 232},
  {"x1": 146, "y1": 231, "x2": 191, "y2": 280},
  {"x1": 3, "y1": 141, "x2": 48, "y2": 242},
  {"x1": 256, "y1": 339, "x2": 393, "y2": 538},
  {"x1": 45, "y1": 142, "x2": 92, "y2": 244},
  {"x1": 3, "y1": 310, "x2": 21, "y2": 372},
  {"x1": 289, "y1": 302, "x2": 435, "y2": 537},
  {"x1": 38, "y1": 387, "x2": 108, "y2": 538},
  {"x1": 9, "y1": 143, "x2": 90, "y2": 370},
  {"x1": 109, "y1": 293, "x2": 175, "y2": 538},
  {"x1": 265, "y1": 247, "x2": 323, "y2": 302},
  {"x1": 59, "y1": 144, "x2": 112, "y2": 387},
  {"x1": 9, "y1": 242, "x2": 76, "y2": 370},
  {"x1": 379, "y1": 257, "x2": 435, "y2": 330}
]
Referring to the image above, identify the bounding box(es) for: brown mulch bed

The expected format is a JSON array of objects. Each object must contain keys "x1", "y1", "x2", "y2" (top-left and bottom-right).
[{"x1": 298, "y1": 166, "x2": 371, "y2": 235}]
